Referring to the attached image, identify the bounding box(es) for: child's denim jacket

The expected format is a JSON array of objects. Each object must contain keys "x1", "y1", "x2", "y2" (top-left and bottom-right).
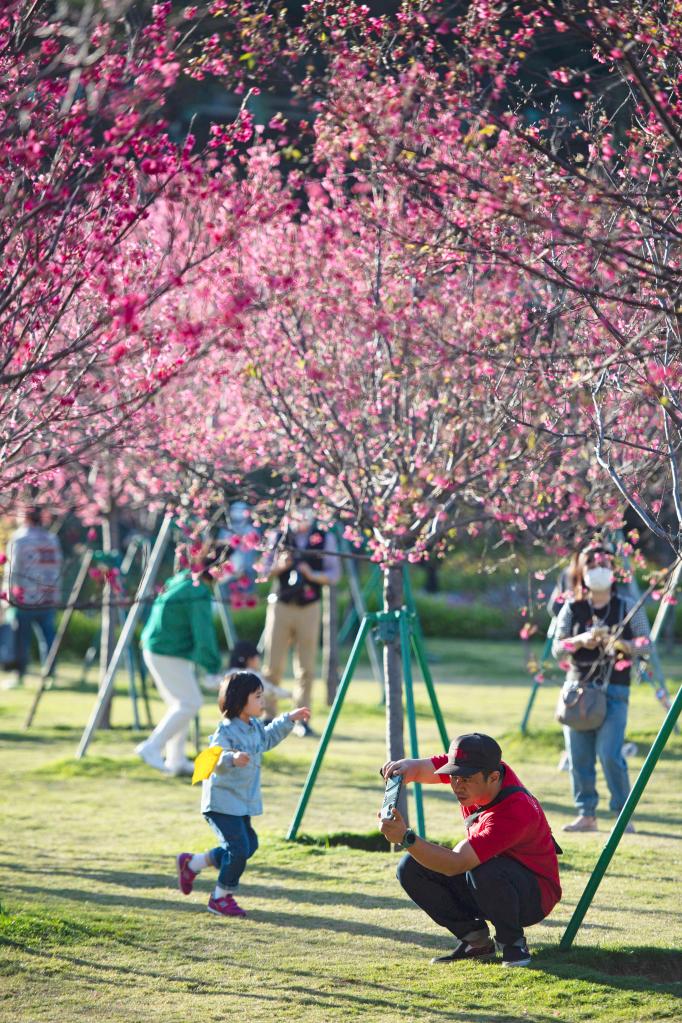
[{"x1": 201, "y1": 712, "x2": 293, "y2": 816}]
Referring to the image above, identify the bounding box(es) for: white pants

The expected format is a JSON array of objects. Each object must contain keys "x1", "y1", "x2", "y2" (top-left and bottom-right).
[{"x1": 141, "y1": 650, "x2": 203, "y2": 770}]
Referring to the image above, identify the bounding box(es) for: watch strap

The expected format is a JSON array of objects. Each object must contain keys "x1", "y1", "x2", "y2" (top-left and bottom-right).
[{"x1": 400, "y1": 828, "x2": 417, "y2": 848}]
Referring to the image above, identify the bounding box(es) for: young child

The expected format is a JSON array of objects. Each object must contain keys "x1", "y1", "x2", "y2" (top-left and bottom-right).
[
  {"x1": 176, "y1": 670, "x2": 310, "y2": 918},
  {"x1": 228, "y1": 640, "x2": 292, "y2": 717}
]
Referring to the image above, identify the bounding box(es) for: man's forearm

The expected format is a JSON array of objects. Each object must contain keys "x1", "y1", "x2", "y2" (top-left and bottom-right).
[
  {"x1": 409, "y1": 758, "x2": 443, "y2": 783},
  {"x1": 405, "y1": 837, "x2": 472, "y2": 876}
]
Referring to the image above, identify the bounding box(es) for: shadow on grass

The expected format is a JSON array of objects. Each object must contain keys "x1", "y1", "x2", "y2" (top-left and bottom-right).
[
  {"x1": 1, "y1": 939, "x2": 568, "y2": 1021},
  {"x1": 4, "y1": 881, "x2": 447, "y2": 948},
  {"x1": 0, "y1": 729, "x2": 78, "y2": 745},
  {"x1": 3, "y1": 868, "x2": 411, "y2": 912},
  {"x1": 30, "y1": 755, "x2": 185, "y2": 782},
  {"x1": 535, "y1": 946, "x2": 682, "y2": 990}
]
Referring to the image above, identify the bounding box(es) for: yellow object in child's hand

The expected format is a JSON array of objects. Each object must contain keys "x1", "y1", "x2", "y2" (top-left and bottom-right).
[{"x1": 192, "y1": 746, "x2": 223, "y2": 785}]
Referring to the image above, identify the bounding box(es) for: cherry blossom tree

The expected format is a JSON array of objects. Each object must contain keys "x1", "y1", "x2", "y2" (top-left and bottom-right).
[{"x1": 0, "y1": 0, "x2": 277, "y2": 507}]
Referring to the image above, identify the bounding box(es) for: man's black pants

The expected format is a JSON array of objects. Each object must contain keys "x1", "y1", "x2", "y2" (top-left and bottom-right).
[{"x1": 397, "y1": 854, "x2": 545, "y2": 946}]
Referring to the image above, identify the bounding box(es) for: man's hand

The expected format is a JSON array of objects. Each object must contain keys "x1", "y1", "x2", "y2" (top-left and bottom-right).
[
  {"x1": 233, "y1": 751, "x2": 250, "y2": 767},
  {"x1": 378, "y1": 807, "x2": 408, "y2": 846},
  {"x1": 290, "y1": 707, "x2": 311, "y2": 722},
  {"x1": 275, "y1": 552, "x2": 293, "y2": 574},
  {"x1": 298, "y1": 560, "x2": 325, "y2": 585},
  {"x1": 381, "y1": 758, "x2": 423, "y2": 784}
]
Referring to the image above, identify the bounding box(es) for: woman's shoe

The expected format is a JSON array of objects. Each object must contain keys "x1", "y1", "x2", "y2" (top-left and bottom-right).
[{"x1": 562, "y1": 816, "x2": 598, "y2": 832}]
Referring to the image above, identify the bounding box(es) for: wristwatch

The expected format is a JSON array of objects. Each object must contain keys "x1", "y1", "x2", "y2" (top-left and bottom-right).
[{"x1": 400, "y1": 828, "x2": 417, "y2": 848}]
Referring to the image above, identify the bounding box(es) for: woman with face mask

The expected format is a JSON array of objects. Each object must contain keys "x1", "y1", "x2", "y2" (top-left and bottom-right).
[{"x1": 552, "y1": 542, "x2": 650, "y2": 833}]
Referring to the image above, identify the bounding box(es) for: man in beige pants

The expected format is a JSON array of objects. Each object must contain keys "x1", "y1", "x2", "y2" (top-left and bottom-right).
[{"x1": 261, "y1": 506, "x2": 340, "y2": 736}]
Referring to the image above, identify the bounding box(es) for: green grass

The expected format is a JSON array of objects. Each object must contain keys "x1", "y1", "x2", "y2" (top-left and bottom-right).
[{"x1": 1, "y1": 643, "x2": 681, "y2": 1023}]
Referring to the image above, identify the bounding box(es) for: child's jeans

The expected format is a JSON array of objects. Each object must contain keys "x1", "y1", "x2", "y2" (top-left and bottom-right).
[{"x1": 204, "y1": 811, "x2": 259, "y2": 891}]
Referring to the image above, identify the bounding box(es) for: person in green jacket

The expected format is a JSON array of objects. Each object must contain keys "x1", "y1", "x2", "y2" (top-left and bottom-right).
[{"x1": 136, "y1": 556, "x2": 223, "y2": 776}]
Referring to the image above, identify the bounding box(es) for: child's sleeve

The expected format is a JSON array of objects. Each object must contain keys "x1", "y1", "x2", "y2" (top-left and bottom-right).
[
  {"x1": 260, "y1": 712, "x2": 295, "y2": 751},
  {"x1": 208, "y1": 724, "x2": 238, "y2": 772},
  {"x1": 213, "y1": 750, "x2": 236, "y2": 773}
]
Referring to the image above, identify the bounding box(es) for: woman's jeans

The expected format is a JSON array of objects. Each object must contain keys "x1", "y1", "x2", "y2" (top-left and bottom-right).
[
  {"x1": 204, "y1": 811, "x2": 259, "y2": 891},
  {"x1": 397, "y1": 854, "x2": 545, "y2": 946},
  {"x1": 563, "y1": 683, "x2": 630, "y2": 817}
]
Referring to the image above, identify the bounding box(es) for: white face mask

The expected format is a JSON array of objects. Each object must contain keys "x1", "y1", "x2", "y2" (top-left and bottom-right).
[{"x1": 584, "y1": 566, "x2": 613, "y2": 591}]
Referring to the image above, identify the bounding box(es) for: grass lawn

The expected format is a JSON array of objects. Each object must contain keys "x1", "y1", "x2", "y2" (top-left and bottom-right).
[{"x1": 1, "y1": 639, "x2": 681, "y2": 1022}]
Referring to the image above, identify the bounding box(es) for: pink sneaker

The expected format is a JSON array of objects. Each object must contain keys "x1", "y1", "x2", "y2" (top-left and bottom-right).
[
  {"x1": 177, "y1": 853, "x2": 197, "y2": 895},
  {"x1": 207, "y1": 894, "x2": 247, "y2": 918}
]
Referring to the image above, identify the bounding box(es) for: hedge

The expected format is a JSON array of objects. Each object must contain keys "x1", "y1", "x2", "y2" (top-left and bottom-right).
[{"x1": 50, "y1": 594, "x2": 682, "y2": 659}]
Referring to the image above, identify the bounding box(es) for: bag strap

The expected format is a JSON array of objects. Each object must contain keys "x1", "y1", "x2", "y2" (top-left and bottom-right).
[
  {"x1": 463, "y1": 785, "x2": 563, "y2": 855},
  {"x1": 463, "y1": 785, "x2": 528, "y2": 828}
]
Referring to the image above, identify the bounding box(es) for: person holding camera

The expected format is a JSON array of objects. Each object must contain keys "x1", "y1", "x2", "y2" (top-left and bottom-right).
[
  {"x1": 260, "y1": 503, "x2": 340, "y2": 735},
  {"x1": 380, "y1": 734, "x2": 561, "y2": 968},
  {"x1": 553, "y1": 541, "x2": 650, "y2": 833}
]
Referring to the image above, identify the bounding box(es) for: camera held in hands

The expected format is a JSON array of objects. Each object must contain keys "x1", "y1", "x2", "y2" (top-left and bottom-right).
[{"x1": 380, "y1": 773, "x2": 403, "y2": 821}]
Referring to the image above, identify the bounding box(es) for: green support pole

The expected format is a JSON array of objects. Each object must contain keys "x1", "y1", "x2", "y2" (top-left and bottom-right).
[
  {"x1": 410, "y1": 631, "x2": 450, "y2": 750},
  {"x1": 402, "y1": 566, "x2": 450, "y2": 750},
  {"x1": 286, "y1": 616, "x2": 372, "y2": 840},
  {"x1": 520, "y1": 679, "x2": 542, "y2": 736},
  {"x1": 560, "y1": 681, "x2": 682, "y2": 949},
  {"x1": 520, "y1": 622, "x2": 555, "y2": 734},
  {"x1": 400, "y1": 614, "x2": 425, "y2": 838}
]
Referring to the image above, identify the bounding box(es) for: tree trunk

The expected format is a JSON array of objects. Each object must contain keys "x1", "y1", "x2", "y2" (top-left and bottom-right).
[
  {"x1": 424, "y1": 558, "x2": 439, "y2": 594},
  {"x1": 323, "y1": 583, "x2": 339, "y2": 705},
  {"x1": 99, "y1": 506, "x2": 120, "y2": 729},
  {"x1": 383, "y1": 564, "x2": 408, "y2": 825}
]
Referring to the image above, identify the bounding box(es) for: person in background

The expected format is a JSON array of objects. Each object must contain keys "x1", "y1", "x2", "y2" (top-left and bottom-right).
[
  {"x1": 259, "y1": 503, "x2": 340, "y2": 736},
  {"x1": 552, "y1": 541, "x2": 650, "y2": 833},
  {"x1": 2, "y1": 505, "x2": 62, "y2": 689},
  {"x1": 218, "y1": 502, "x2": 261, "y2": 603},
  {"x1": 136, "y1": 549, "x2": 223, "y2": 777},
  {"x1": 228, "y1": 639, "x2": 292, "y2": 712}
]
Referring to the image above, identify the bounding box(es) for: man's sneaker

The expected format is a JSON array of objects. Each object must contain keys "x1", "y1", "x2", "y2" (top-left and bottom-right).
[
  {"x1": 292, "y1": 720, "x2": 316, "y2": 738},
  {"x1": 207, "y1": 894, "x2": 246, "y2": 918},
  {"x1": 430, "y1": 939, "x2": 495, "y2": 964},
  {"x1": 167, "y1": 760, "x2": 195, "y2": 778},
  {"x1": 135, "y1": 742, "x2": 168, "y2": 774},
  {"x1": 177, "y1": 853, "x2": 197, "y2": 895},
  {"x1": 501, "y1": 939, "x2": 532, "y2": 968},
  {"x1": 562, "y1": 815, "x2": 598, "y2": 832}
]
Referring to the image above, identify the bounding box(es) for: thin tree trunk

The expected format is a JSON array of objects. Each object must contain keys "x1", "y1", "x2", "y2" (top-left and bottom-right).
[
  {"x1": 383, "y1": 564, "x2": 408, "y2": 826},
  {"x1": 99, "y1": 506, "x2": 120, "y2": 729},
  {"x1": 323, "y1": 583, "x2": 339, "y2": 704}
]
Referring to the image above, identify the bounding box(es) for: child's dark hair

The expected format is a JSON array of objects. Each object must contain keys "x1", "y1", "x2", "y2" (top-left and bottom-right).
[
  {"x1": 229, "y1": 640, "x2": 260, "y2": 669},
  {"x1": 218, "y1": 671, "x2": 263, "y2": 719}
]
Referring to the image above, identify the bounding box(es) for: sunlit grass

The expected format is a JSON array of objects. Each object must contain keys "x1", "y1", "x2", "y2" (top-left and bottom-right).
[{"x1": 1, "y1": 646, "x2": 681, "y2": 1022}]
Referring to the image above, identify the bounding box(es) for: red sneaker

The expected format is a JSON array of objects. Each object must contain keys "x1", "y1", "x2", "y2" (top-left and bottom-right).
[
  {"x1": 207, "y1": 894, "x2": 247, "y2": 918},
  {"x1": 176, "y1": 853, "x2": 197, "y2": 895}
]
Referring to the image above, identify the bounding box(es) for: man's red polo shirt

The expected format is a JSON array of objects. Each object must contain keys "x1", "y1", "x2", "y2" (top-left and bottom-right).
[{"x1": 431, "y1": 757, "x2": 562, "y2": 916}]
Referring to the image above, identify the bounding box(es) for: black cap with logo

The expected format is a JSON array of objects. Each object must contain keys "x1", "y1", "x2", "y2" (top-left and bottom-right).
[{"x1": 434, "y1": 733, "x2": 502, "y2": 777}]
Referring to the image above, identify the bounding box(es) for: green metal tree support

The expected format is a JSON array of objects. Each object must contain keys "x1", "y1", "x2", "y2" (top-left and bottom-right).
[
  {"x1": 286, "y1": 569, "x2": 449, "y2": 841},
  {"x1": 560, "y1": 680, "x2": 682, "y2": 948}
]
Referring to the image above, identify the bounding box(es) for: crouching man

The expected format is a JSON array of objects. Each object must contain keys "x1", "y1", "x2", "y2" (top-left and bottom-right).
[{"x1": 380, "y1": 733, "x2": 561, "y2": 968}]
